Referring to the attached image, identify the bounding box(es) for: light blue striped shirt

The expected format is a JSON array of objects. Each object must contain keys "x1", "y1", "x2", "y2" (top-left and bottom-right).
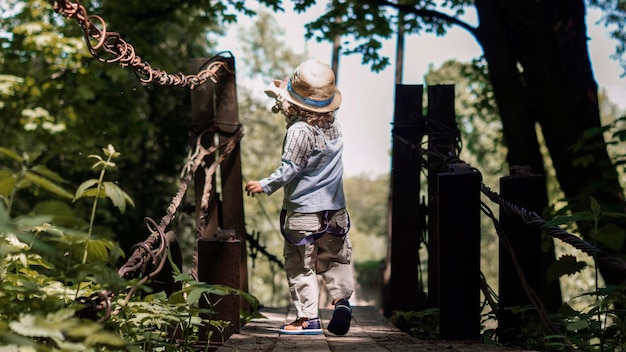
[{"x1": 260, "y1": 120, "x2": 346, "y2": 213}]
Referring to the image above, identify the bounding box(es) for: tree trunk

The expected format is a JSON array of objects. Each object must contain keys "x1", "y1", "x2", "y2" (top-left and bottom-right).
[{"x1": 475, "y1": 0, "x2": 626, "y2": 286}]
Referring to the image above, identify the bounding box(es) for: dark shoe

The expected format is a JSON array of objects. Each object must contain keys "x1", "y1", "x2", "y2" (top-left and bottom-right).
[
  {"x1": 327, "y1": 299, "x2": 352, "y2": 335},
  {"x1": 279, "y1": 317, "x2": 323, "y2": 335}
]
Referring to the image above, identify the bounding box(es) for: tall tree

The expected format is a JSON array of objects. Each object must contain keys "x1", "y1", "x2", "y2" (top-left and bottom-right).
[
  {"x1": 300, "y1": 0, "x2": 626, "y2": 285},
  {"x1": 1, "y1": 0, "x2": 249, "y2": 252}
]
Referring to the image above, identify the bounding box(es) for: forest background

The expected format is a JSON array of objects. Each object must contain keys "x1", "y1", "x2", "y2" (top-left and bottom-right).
[{"x1": 2, "y1": 0, "x2": 626, "y2": 350}]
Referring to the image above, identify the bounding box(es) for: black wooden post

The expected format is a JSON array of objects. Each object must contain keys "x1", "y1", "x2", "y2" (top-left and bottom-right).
[
  {"x1": 426, "y1": 84, "x2": 457, "y2": 308},
  {"x1": 385, "y1": 84, "x2": 425, "y2": 317},
  {"x1": 438, "y1": 163, "x2": 481, "y2": 341},
  {"x1": 498, "y1": 166, "x2": 547, "y2": 344}
]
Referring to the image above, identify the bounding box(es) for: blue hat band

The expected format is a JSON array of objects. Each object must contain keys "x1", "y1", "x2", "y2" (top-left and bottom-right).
[{"x1": 287, "y1": 79, "x2": 334, "y2": 108}]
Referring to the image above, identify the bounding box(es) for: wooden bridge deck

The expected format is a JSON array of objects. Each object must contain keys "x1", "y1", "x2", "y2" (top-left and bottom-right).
[{"x1": 216, "y1": 306, "x2": 534, "y2": 352}]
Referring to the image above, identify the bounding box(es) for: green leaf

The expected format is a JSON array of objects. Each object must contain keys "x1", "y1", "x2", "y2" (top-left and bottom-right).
[
  {"x1": 566, "y1": 319, "x2": 589, "y2": 332},
  {"x1": 0, "y1": 202, "x2": 9, "y2": 226},
  {"x1": 74, "y1": 179, "x2": 99, "y2": 200},
  {"x1": 80, "y1": 188, "x2": 106, "y2": 199},
  {"x1": 91, "y1": 160, "x2": 115, "y2": 169},
  {"x1": 50, "y1": 337, "x2": 87, "y2": 351},
  {"x1": 547, "y1": 254, "x2": 588, "y2": 281},
  {"x1": 47, "y1": 308, "x2": 76, "y2": 322},
  {"x1": 102, "y1": 144, "x2": 120, "y2": 158},
  {"x1": 0, "y1": 169, "x2": 16, "y2": 197},
  {"x1": 9, "y1": 314, "x2": 64, "y2": 339},
  {"x1": 208, "y1": 320, "x2": 231, "y2": 329},
  {"x1": 601, "y1": 211, "x2": 626, "y2": 219},
  {"x1": 86, "y1": 239, "x2": 111, "y2": 262},
  {"x1": 26, "y1": 255, "x2": 55, "y2": 269},
  {"x1": 85, "y1": 331, "x2": 127, "y2": 347},
  {"x1": 0, "y1": 147, "x2": 24, "y2": 162},
  {"x1": 590, "y1": 224, "x2": 626, "y2": 252},
  {"x1": 543, "y1": 213, "x2": 589, "y2": 227},
  {"x1": 23, "y1": 171, "x2": 74, "y2": 199},
  {"x1": 32, "y1": 200, "x2": 84, "y2": 228},
  {"x1": 102, "y1": 182, "x2": 135, "y2": 213},
  {"x1": 30, "y1": 164, "x2": 67, "y2": 184},
  {"x1": 187, "y1": 287, "x2": 210, "y2": 305},
  {"x1": 64, "y1": 321, "x2": 102, "y2": 338}
]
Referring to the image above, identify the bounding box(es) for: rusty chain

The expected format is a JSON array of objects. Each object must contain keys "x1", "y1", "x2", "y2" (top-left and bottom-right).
[{"x1": 50, "y1": 0, "x2": 232, "y2": 88}]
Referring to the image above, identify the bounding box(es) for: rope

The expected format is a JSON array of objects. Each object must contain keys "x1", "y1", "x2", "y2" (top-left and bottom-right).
[
  {"x1": 49, "y1": 0, "x2": 232, "y2": 88},
  {"x1": 391, "y1": 124, "x2": 618, "y2": 348},
  {"x1": 480, "y1": 198, "x2": 573, "y2": 349},
  {"x1": 190, "y1": 129, "x2": 243, "y2": 279},
  {"x1": 392, "y1": 123, "x2": 626, "y2": 282}
]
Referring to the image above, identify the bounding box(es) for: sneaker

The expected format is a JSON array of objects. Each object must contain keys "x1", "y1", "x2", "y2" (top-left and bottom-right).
[
  {"x1": 279, "y1": 317, "x2": 323, "y2": 335},
  {"x1": 327, "y1": 299, "x2": 352, "y2": 335}
]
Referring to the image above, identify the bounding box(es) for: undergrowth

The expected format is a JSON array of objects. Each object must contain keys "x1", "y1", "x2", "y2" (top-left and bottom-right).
[{"x1": 0, "y1": 145, "x2": 262, "y2": 351}]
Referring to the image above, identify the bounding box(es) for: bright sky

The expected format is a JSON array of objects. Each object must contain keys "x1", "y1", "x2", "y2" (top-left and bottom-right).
[{"x1": 218, "y1": 4, "x2": 626, "y2": 177}]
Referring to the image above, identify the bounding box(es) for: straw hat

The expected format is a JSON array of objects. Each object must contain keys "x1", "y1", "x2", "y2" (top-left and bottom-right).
[{"x1": 265, "y1": 59, "x2": 342, "y2": 113}]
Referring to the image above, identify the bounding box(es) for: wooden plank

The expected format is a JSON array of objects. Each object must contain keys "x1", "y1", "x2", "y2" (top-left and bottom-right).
[
  {"x1": 217, "y1": 306, "x2": 532, "y2": 352},
  {"x1": 215, "y1": 307, "x2": 285, "y2": 351}
]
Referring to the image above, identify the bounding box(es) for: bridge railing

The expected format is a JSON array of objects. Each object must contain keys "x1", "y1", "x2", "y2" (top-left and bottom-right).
[{"x1": 386, "y1": 84, "x2": 561, "y2": 342}]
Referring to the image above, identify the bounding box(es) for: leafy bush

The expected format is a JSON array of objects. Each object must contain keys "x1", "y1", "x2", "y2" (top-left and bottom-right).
[{"x1": 0, "y1": 145, "x2": 260, "y2": 351}]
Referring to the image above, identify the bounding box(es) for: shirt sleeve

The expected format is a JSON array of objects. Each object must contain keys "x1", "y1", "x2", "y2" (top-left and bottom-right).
[
  {"x1": 282, "y1": 126, "x2": 313, "y2": 167},
  {"x1": 259, "y1": 124, "x2": 311, "y2": 195},
  {"x1": 259, "y1": 160, "x2": 302, "y2": 195}
]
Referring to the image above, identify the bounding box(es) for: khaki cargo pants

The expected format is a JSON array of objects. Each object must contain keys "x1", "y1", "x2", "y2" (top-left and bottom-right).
[{"x1": 282, "y1": 208, "x2": 354, "y2": 319}]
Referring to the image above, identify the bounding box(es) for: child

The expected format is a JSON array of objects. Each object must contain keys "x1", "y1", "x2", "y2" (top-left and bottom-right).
[{"x1": 245, "y1": 59, "x2": 354, "y2": 336}]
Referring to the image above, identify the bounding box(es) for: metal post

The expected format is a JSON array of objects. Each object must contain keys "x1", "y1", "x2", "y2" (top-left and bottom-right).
[
  {"x1": 438, "y1": 163, "x2": 481, "y2": 341},
  {"x1": 197, "y1": 230, "x2": 241, "y2": 345},
  {"x1": 215, "y1": 56, "x2": 249, "y2": 300},
  {"x1": 190, "y1": 57, "x2": 246, "y2": 346}
]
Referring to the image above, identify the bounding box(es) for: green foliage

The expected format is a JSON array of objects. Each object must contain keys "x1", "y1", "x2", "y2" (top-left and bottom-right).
[
  {"x1": 391, "y1": 308, "x2": 440, "y2": 340},
  {"x1": 0, "y1": 154, "x2": 132, "y2": 350},
  {"x1": 417, "y1": 52, "x2": 626, "y2": 351},
  {"x1": 305, "y1": 1, "x2": 396, "y2": 72},
  {"x1": 2, "y1": 0, "x2": 249, "y2": 253},
  {"x1": 0, "y1": 146, "x2": 261, "y2": 351},
  {"x1": 0, "y1": 147, "x2": 75, "y2": 213},
  {"x1": 75, "y1": 145, "x2": 134, "y2": 213},
  {"x1": 547, "y1": 254, "x2": 588, "y2": 282},
  {"x1": 301, "y1": 0, "x2": 475, "y2": 72},
  {"x1": 393, "y1": 193, "x2": 626, "y2": 350}
]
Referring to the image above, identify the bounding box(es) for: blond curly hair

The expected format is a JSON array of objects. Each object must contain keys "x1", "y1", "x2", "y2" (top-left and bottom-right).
[{"x1": 273, "y1": 98, "x2": 335, "y2": 128}]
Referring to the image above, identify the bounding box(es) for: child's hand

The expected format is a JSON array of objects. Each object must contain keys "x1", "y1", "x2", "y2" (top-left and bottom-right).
[{"x1": 245, "y1": 181, "x2": 263, "y2": 197}]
